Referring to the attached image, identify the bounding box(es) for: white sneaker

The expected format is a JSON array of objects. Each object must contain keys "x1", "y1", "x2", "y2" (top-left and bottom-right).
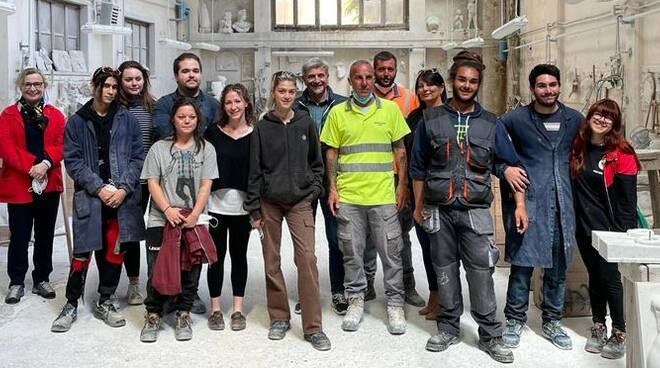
[
  {"x1": 126, "y1": 282, "x2": 144, "y2": 305},
  {"x1": 387, "y1": 306, "x2": 406, "y2": 335}
]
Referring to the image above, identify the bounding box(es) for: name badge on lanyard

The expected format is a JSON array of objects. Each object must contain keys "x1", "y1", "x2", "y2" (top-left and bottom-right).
[{"x1": 543, "y1": 122, "x2": 561, "y2": 132}]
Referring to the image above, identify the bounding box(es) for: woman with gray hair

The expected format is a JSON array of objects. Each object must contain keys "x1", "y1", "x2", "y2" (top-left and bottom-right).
[{"x1": 0, "y1": 68, "x2": 66, "y2": 304}]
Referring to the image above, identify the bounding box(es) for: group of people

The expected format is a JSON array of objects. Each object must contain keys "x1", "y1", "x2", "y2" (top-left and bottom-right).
[{"x1": 0, "y1": 49, "x2": 639, "y2": 363}]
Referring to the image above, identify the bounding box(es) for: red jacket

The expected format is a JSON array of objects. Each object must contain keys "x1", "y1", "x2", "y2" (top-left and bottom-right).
[
  {"x1": 0, "y1": 103, "x2": 66, "y2": 203},
  {"x1": 152, "y1": 209, "x2": 218, "y2": 296},
  {"x1": 602, "y1": 147, "x2": 640, "y2": 231}
]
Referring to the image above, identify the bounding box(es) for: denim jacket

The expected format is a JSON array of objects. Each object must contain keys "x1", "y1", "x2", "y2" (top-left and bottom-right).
[{"x1": 64, "y1": 105, "x2": 146, "y2": 253}]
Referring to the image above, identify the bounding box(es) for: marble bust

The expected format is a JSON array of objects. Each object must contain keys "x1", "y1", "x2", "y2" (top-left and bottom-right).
[
  {"x1": 232, "y1": 9, "x2": 252, "y2": 33},
  {"x1": 221, "y1": 11, "x2": 233, "y2": 34}
]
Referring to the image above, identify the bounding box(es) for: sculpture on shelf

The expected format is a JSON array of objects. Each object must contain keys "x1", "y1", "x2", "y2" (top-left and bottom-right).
[
  {"x1": 453, "y1": 9, "x2": 464, "y2": 31},
  {"x1": 232, "y1": 9, "x2": 252, "y2": 33},
  {"x1": 35, "y1": 48, "x2": 53, "y2": 73},
  {"x1": 466, "y1": 0, "x2": 479, "y2": 36},
  {"x1": 221, "y1": 11, "x2": 233, "y2": 34},
  {"x1": 426, "y1": 15, "x2": 440, "y2": 33},
  {"x1": 198, "y1": 0, "x2": 212, "y2": 33},
  {"x1": 334, "y1": 62, "x2": 346, "y2": 80},
  {"x1": 650, "y1": 297, "x2": 660, "y2": 368},
  {"x1": 211, "y1": 75, "x2": 227, "y2": 100}
]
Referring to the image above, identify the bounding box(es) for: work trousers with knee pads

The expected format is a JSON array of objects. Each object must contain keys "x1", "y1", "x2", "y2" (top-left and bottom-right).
[
  {"x1": 428, "y1": 206, "x2": 502, "y2": 340},
  {"x1": 336, "y1": 203, "x2": 405, "y2": 307}
]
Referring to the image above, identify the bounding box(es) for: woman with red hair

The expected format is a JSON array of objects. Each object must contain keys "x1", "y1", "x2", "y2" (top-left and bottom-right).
[{"x1": 571, "y1": 98, "x2": 640, "y2": 360}]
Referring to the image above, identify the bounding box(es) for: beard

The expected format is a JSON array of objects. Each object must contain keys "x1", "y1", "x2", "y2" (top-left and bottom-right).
[
  {"x1": 376, "y1": 77, "x2": 394, "y2": 88},
  {"x1": 453, "y1": 89, "x2": 477, "y2": 104},
  {"x1": 534, "y1": 92, "x2": 559, "y2": 107}
]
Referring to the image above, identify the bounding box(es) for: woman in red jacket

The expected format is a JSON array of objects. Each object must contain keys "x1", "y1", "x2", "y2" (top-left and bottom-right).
[
  {"x1": 0, "y1": 68, "x2": 65, "y2": 304},
  {"x1": 571, "y1": 98, "x2": 640, "y2": 360}
]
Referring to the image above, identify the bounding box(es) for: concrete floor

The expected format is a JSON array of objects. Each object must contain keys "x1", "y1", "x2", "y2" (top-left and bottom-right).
[{"x1": 0, "y1": 215, "x2": 626, "y2": 368}]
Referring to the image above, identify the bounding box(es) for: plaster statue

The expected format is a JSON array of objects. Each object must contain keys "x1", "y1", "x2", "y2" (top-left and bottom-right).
[
  {"x1": 425, "y1": 15, "x2": 440, "y2": 33},
  {"x1": 221, "y1": 11, "x2": 233, "y2": 34},
  {"x1": 334, "y1": 62, "x2": 346, "y2": 80},
  {"x1": 453, "y1": 9, "x2": 464, "y2": 31},
  {"x1": 232, "y1": 9, "x2": 252, "y2": 33},
  {"x1": 466, "y1": 0, "x2": 479, "y2": 36},
  {"x1": 198, "y1": 0, "x2": 212, "y2": 33},
  {"x1": 51, "y1": 50, "x2": 72, "y2": 72},
  {"x1": 649, "y1": 297, "x2": 660, "y2": 368},
  {"x1": 211, "y1": 75, "x2": 227, "y2": 100}
]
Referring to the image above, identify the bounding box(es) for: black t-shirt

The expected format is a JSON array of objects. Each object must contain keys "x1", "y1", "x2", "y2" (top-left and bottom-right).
[
  {"x1": 533, "y1": 109, "x2": 563, "y2": 143},
  {"x1": 204, "y1": 125, "x2": 251, "y2": 192},
  {"x1": 574, "y1": 144, "x2": 612, "y2": 236}
]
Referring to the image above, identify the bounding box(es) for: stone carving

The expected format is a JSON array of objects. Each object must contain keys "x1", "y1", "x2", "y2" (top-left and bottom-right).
[
  {"x1": 232, "y1": 9, "x2": 252, "y2": 33},
  {"x1": 426, "y1": 15, "x2": 440, "y2": 33},
  {"x1": 334, "y1": 62, "x2": 346, "y2": 80},
  {"x1": 211, "y1": 75, "x2": 227, "y2": 100},
  {"x1": 215, "y1": 51, "x2": 240, "y2": 71},
  {"x1": 69, "y1": 50, "x2": 87, "y2": 73},
  {"x1": 466, "y1": 0, "x2": 479, "y2": 36},
  {"x1": 453, "y1": 9, "x2": 464, "y2": 31},
  {"x1": 35, "y1": 48, "x2": 53, "y2": 73},
  {"x1": 650, "y1": 297, "x2": 660, "y2": 368},
  {"x1": 51, "y1": 50, "x2": 72, "y2": 72},
  {"x1": 198, "y1": 0, "x2": 212, "y2": 33},
  {"x1": 221, "y1": 11, "x2": 233, "y2": 34}
]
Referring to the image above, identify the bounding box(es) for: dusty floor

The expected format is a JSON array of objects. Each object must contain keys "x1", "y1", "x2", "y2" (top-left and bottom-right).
[{"x1": 0, "y1": 215, "x2": 625, "y2": 368}]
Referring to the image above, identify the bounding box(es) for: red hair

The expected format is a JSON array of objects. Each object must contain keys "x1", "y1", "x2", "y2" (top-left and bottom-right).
[{"x1": 570, "y1": 98, "x2": 640, "y2": 177}]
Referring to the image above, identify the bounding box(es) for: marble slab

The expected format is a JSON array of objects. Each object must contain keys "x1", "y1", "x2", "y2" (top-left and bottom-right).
[{"x1": 592, "y1": 230, "x2": 660, "y2": 263}]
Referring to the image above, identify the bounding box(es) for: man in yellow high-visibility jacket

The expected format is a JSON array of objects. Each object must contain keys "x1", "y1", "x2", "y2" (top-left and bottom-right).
[{"x1": 320, "y1": 60, "x2": 410, "y2": 335}]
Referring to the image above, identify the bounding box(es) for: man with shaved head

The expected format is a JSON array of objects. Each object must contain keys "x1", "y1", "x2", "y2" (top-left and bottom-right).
[{"x1": 320, "y1": 60, "x2": 410, "y2": 335}]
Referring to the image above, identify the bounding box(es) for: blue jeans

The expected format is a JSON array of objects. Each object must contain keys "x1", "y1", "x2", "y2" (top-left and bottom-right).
[
  {"x1": 313, "y1": 196, "x2": 345, "y2": 294},
  {"x1": 504, "y1": 214, "x2": 567, "y2": 324}
]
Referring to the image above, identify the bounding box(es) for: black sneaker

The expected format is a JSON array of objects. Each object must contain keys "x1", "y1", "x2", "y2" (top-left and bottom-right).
[
  {"x1": 478, "y1": 337, "x2": 515, "y2": 364},
  {"x1": 5, "y1": 285, "x2": 24, "y2": 304},
  {"x1": 268, "y1": 320, "x2": 291, "y2": 340},
  {"x1": 304, "y1": 331, "x2": 331, "y2": 351},
  {"x1": 425, "y1": 330, "x2": 460, "y2": 352},
  {"x1": 294, "y1": 302, "x2": 302, "y2": 315},
  {"x1": 32, "y1": 281, "x2": 56, "y2": 299},
  {"x1": 331, "y1": 293, "x2": 348, "y2": 315}
]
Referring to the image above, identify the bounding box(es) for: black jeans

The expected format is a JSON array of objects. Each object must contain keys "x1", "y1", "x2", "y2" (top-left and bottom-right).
[
  {"x1": 122, "y1": 183, "x2": 149, "y2": 278},
  {"x1": 576, "y1": 231, "x2": 625, "y2": 332},
  {"x1": 65, "y1": 216, "x2": 123, "y2": 307},
  {"x1": 313, "y1": 196, "x2": 345, "y2": 294},
  {"x1": 207, "y1": 213, "x2": 251, "y2": 298},
  {"x1": 144, "y1": 227, "x2": 202, "y2": 314},
  {"x1": 415, "y1": 222, "x2": 438, "y2": 291},
  {"x1": 7, "y1": 192, "x2": 60, "y2": 286}
]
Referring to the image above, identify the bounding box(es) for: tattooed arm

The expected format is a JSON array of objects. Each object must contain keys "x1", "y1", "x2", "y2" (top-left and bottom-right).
[{"x1": 326, "y1": 147, "x2": 340, "y2": 216}]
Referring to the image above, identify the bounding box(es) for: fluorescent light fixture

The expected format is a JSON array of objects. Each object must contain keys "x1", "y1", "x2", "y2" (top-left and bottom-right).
[
  {"x1": 159, "y1": 38, "x2": 192, "y2": 50},
  {"x1": 192, "y1": 42, "x2": 220, "y2": 52},
  {"x1": 0, "y1": 1, "x2": 16, "y2": 14},
  {"x1": 491, "y1": 16, "x2": 528, "y2": 39},
  {"x1": 271, "y1": 50, "x2": 335, "y2": 57},
  {"x1": 81, "y1": 23, "x2": 132, "y2": 35},
  {"x1": 441, "y1": 41, "x2": 458, "y2": 51},
  {"x1": 461, "y1": 37, "x2": 485, "y2": 48}
]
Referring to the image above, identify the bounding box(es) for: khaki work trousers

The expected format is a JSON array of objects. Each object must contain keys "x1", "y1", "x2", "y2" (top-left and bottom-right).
[{"x1": 260, "y1": 197, "x2": 322, "y2": 334}]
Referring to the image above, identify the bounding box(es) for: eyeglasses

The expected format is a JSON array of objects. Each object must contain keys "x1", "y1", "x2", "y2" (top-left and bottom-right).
[
  {"x1": 592, "y1": 113, "x2": 614, "y2": 125},
  {"x1": 23, "y1": 82, "x2": 44, "y2": 89}
]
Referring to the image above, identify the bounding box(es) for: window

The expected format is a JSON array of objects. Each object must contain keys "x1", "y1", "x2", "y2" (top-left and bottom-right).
[
  {"x1": 124, "y1": 19, "x2": 151, "y2": 68},
  {"x1": 35, "y1": 0, "x2": 81, "y2": 52},
  {"x1": 273, "y1": 0, "x2": 407, "y2": 30}
]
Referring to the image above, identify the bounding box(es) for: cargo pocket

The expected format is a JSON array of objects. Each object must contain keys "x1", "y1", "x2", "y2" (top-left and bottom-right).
[
  {"x1": 466, "y1": 137, "x2": 492, "y2": 173},
  {"x1": 468, "y1": 208, "x2": 494, "y2": 235},
  {"x1": 463, "y1": 173, "x2": 493, "y2": 205},
  {"x1": 487, "y1": 237, "x2": 500, "y2": 268},
  {"x1": 335, "y1": 206, "x2": 353, "y2": 255},
  {"x1": 74, "y1": 190, "x2": 91, "y2": 219},
  {"x1": 430, "y1": 137, "x2": 450, "y2": 167},
  {"x1": 421, "y1": 205, "x2": 441, "y2": 234},
  {"x1": 383, "y1": 207, "x2": 402, "y2": 259},
  {"x1": 424, "y1": 171, "x2": 454, "y2": 205}
]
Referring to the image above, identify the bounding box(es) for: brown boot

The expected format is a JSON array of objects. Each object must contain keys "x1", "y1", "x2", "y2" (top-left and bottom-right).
[{"x1": 419, "y1": 290, "x2": 438, "y2": 315}]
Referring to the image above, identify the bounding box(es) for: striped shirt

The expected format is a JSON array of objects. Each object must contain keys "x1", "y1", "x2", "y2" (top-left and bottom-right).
[{"x1": 128, "y1": 103, "x2": 154, "y2": 155}]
